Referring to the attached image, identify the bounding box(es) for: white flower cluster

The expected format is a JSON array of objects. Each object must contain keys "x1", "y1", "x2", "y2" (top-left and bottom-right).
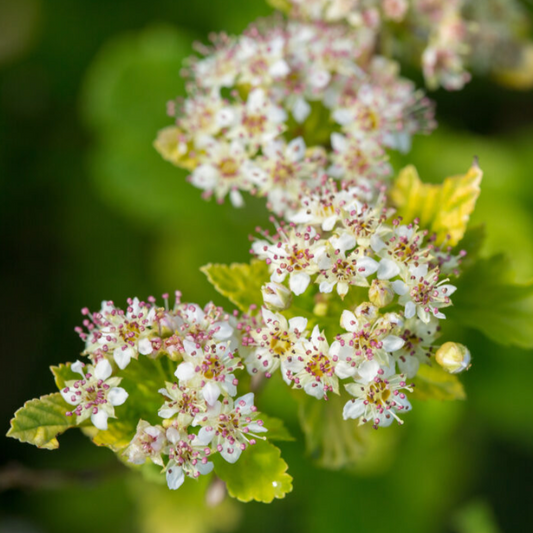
[
  {"x1": 246, "y1": 182, "x2": 469, "y2": 427},
  {"x1": 156, "y1": 17, "x2": 435, "y2": 215},
  {"x1": 70, "y1": 295, "x2": 268, "y2": 490},
  {"x1": 278, "y1": 0, "x2": 530, "y2": 91}
]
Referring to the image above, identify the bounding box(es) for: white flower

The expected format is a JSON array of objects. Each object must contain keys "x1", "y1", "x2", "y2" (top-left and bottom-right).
[
  {"x1": 60, "y1": 360, "x2": 128, "y2": 431},
  {"x1": 245, "y1": 308, "x2": 308, "y2": 378},
  {"x1": 125, "y1": 420, "x2": 167, "y2": 466}
]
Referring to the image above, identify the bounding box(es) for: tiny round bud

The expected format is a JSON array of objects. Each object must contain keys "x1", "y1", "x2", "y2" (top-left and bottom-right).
[
  {"x1": 435, "y1": 342, "x2": 471, "y2": 374},
  {"x1": 262, "y1": 282, "x2": 292, "y2": 310},
  {"x1": 369, "y1": 280, "x2": 395, "y2": 308}
]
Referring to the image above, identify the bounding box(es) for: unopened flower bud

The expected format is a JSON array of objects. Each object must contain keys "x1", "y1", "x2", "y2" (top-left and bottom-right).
[
  {"x1": 369, "y1": 280, "x2": 395, "y2": 308},
  {"x1": 435, "y1": 342, "x2": 471, "y2": 374},
  {"x1": 262, "y1": 282, "x2": 292, "y2": 310}
]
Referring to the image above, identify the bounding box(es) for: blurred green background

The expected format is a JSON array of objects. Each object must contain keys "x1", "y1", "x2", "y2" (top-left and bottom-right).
[{"x1": 1, "y1": 1, "x2": 533, "y2": 532}]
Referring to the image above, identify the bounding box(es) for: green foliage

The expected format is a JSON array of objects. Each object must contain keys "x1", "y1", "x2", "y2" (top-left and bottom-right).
[
  {"x1": 50, "y1": 363, "x2": 79, "y2": 389},
  {"x1": 213, "y1": 441, "x2": 293, "y2": 503},
  {"x1": 390, "y1": 163, "x2": 482, "y2": 246},
  {"x1": 259, "y1": 414, "x2": 295, "y2": 442},
  {"x1": 448, "y1": 254, "x2": 533, "y2": 348},
  {"x1": 296, "y1": 392, "x2": 401, "y2": 472},
  {"x1": 411, "y1": 364, "x2": 466, "y2": 401},
  {"x1": 201, "y1": 260, "x2": 270, "y2": 313},
  {"x1": 7, "y1": 393, "x2": 77, "y2": 450}
]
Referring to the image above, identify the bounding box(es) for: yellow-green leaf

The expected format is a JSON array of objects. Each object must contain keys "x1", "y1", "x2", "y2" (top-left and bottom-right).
[
  {"x1": 390, "y1": 163, "x2": 482, "y2": 246},
  {"x1": 6, "y1": 393, "x2": 76, "y2": 450},
  {"x1": 213, "y1": 441, "x2": 292, "y2": 503},
  {"x1": 50, "y1": 363, "x2": 78, "y2": 389},
  {"x1": 259, "y1": 414, "x2": 295, "y2": 442},
  {"x1": 411, "y1": 364, "x2": 466, "y2": 401},
  {"x1": 201, "y1": 260, "x2": 270, "y2": 313}
]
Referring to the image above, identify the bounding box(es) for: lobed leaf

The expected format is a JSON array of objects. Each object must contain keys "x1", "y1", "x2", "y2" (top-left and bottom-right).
[
  {"x1": 50, "y1": 363, "x2": 79, "y2": 389},
  {"x1": 201, "y1": 260, "x2": 270, "y2": 313},
  {"x1": 411, "y1": 364, "x2": 466, "y2": 401},
  {"x1": 390, "y1": 163, "x2": 482, "y2": 246},
  {"x1": 213, "y1": 440, "x2": 292, "y2": 503},
  {"x1": 447, "y1": 254, "x2": 533, "y2": 349},
  {"x1": 7, "y1": 393, "x2": 77, "y2": 450}
]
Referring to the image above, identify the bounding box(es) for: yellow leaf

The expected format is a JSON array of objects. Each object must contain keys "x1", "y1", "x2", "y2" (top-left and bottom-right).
[
  {"x1": 390, "y1": 163, "x2": 482, "y2": 246},
  {"x1": 411, "y1": 364, "x2": 466, "y2": 401},
  {"x1": 154, "y1": 125, "x2": 198, "y2": 171}
]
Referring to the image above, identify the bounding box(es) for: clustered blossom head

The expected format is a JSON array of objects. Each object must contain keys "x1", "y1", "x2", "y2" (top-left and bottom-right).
[
  {"x1": 156, "y1": 14, "x2": 435, "y2": 215},
  {"x1": 275, "y1": 0, "x2": 532, "y2": 91},
  {"x1": 247, "y1": 181, "x2": 470, "y2": 427},
  {"x1": 68, "y1": 294, "x2": 268, "y2": 490}
]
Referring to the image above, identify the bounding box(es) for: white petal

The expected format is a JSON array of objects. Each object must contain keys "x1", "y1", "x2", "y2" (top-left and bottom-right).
[
  {"x1": 196, "y1": 426, "x2": 215, "y2": 446},
  {"x1": 71, "y1": 360, "x2": 85, "y2": 377},
  {"x1": 95, "y1": 359, "x2": 112, "y2": 381},
  {"x1": 235, "y1": 392, "x2": 254, "y2": 415},
  {"x1": 289, "y1": 272, "x2": 311, "y2": 296},
  {"x1": 382, "y1": 335, "x2": 405, "y2": 352},
  {"x1": 60, "y1": 388, "x2": 81, "y2": 406},
  {"x1": 377, "y1": 412, "x2": 394, "y2": 427},
  {"x1": 377, "y1": 259, "x2": 400, "y2": 280},
  {"x1": 138, "y1": 338, "x2": 153, "y2": 355},
  {"x1": 357, "y1": 256, "x2": 379, "y2": 277},
  {"x1": 175, "y1": 362, "x2": 195, "y2": 382},
  {"x1": 391, "y1": 280, "x2": 408, "y2": 295},
  {"x1": 335, "y1": 360, "x2": 356, "y2": 379},
  {"x1": 397, "y1": 355, "x2": 419, "y2": 378},
  {"x1": 183, "y1": 340, "x2": 199, "y2": 357},
  {"x1": 196, "y1": 461, "x2": 214, "y2": 476},
  {"x1": 319, "y1": 280, "x2": 335, "y2": 293},
  {"x1": 287, "y1": 137, "x2": 306, "y2": 162},
  {"x1": 358, "y1": 359, "x2": 380, "y2": 383},
  {"x1": 91, "y1": 409, "x2": 109, "y2": 431},
  {"x1": 404, "y1": 301, "x2": 416, "y2": 319},
  {"x1": 221, "y1": 445, "x2": 242, "y2": 464},
  {"x1": 230, "y1": 189, "x2": 244, "y2": 208},
  {"x1": 289, "y1": 316, "x2": 308, "y2": 334},
  {"x1": 331, "y1": 233, "x2": 355, "y2": 253},
  {"x1": 202, "y1": 382, "x2": 221, "y2": 406},
  {"x1": 370, "y1": 234, "x2": 386, "y2": 253},
  {"x1": 343, "y1": 399, "x2": 365, "y2": 420},
  {"x1": 304, "y1": 381, "x2": 324, "y2": 399},
  {"x1": 292, "y1": 97, "x2": 311, "y2": 123},
  {"x1": 331, "y1": 132, "x2": 347, "y2": 152},
  {"x1": 114, "y1": 347, "x2": 133, "y2": 370},
  {"x1": 166, "y1": 466, "x2": 185, "y2": 490},
  {"x1": 212, "y1": 321, "x2": 234, "y2": 340},
  {"x1": 322, "y1": 215, "x2": 338, "y2": 232},
  {"x1": 270, "y1": 58, "x2": 290, "y2": 78},
  {"x1": 108, "y1": 387, "x2": 128, "y2": 406},
  {"x1": 340, "y1": 310, "x2": 359, "y2": 332}
]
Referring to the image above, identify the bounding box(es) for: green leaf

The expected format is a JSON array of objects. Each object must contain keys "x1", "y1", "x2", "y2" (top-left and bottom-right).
[
  {"x1": 390, "y1": 163, "x2": 482, "y2": 246},
  {"x1": 259, "y1": 414, "x2": 295, "y2": 442},
  {"x1": 296, "y1": 392, "x2": 400, "y2": 472},
  {"x1": 50, "y1": 363, "x2": 79, "y2": 389},
  {"x1": 447, "y1": 254, "x2": 533, "y2": 348},
  {"x1": 297, "y1": 393, "x2": 366, "y2": 469},
  {"x1": 453, "y1": 224, "x2": 486, "y2": 270},
  {"x1": 7, "y1": 393, "x2": 76, "y2": 450},
  {"x1": 411, "y1": 364, "x2": 466, "y2": 401},
  {"x1": 201, "y1": 260, "x2": 270, "y2": 313},
  {"x1": 213, "y1": 440, "x2": 293, "y2": 503}
]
